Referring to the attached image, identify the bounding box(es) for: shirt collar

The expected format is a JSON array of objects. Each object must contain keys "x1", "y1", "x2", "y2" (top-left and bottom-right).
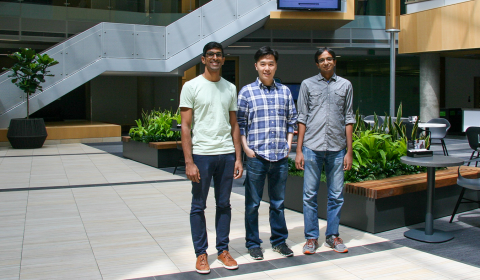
[
  {"x1": 318, "y1": 73, "x2": 337, "y2": 83},
  {"x1": 256, "y1": 77, "x2": 278, "y2": 90}
]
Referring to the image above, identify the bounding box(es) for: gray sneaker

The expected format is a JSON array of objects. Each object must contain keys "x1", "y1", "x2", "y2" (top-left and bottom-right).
[
  {"x1": 325, "y1": 236, "x2": 348, "y2": 253},
  {"x1": 303, "y1": 239, "x2": 319, "y2": 254}
]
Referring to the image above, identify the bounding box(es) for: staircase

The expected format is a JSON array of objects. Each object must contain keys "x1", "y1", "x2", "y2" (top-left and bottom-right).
[{"x1": 0, "y1": 0, "x2": 276, "y2": 128}]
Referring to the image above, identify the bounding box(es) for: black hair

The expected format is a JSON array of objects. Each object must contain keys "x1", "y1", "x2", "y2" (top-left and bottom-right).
[
  {"x1": 314, "y1": 47, "x2": 336, "y2": 63},
  {"x1": 203, "y1": 42, "x2": 224, "y2": 57},
  {"x1": 254, "y1": 46, "x2": 279, "y2": 62}
]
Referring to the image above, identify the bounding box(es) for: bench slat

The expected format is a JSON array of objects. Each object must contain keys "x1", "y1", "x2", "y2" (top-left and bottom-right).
[{"x1": 345, "y1": 166, "x2": 480, "y2": 199}]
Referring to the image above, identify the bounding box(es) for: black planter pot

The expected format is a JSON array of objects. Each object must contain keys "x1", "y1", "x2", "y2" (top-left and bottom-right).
[{"x1": 7, "y1": 118, "x2": 48, "y2": 149}]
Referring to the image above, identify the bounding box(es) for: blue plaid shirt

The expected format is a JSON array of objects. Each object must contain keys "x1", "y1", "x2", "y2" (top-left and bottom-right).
[{"x1": 237, "y1": 78, "x2": 298, "y2": 162}]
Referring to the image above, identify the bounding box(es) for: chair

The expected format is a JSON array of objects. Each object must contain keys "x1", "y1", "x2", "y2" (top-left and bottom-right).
[
  {"x1": 404, "y1": 122, "x2": 428, "y2": 141},
  {"x1": 466, "y1": 126, "x2": 480, "y2": 167},
  {"x1": 171, "y1": 120, "x2": 185, "y2": 174},
  {"x1": 449, "y1": 161, "x2": 480, "y2": 223},
  {"x1": 427, "y1": 118, "x2": 451, "y2": 156},
  {"x1": 364, "y1": 115, "x2": 384, "y2": 127}
]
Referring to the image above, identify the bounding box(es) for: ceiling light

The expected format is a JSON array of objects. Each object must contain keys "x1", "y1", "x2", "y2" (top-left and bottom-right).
[{"x1": 0, "y1": 39, "x2": 20, "y2": 41}]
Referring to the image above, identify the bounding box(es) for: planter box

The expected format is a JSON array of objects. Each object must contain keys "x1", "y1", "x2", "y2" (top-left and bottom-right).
[
  {"x1": 262, "y1": 168, "x2": 480, "y2": 233},
  {"x1": 122, "y1": 136, "x2": 183, "y2": 168},
  {"x1": 7, "y1": 118, "x2": 47, "y2": 149}
]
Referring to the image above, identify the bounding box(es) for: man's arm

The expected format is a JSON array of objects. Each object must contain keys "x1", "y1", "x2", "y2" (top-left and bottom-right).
[
  {"x1": 287, "y1": 132, "x2": 294, "y2": 154},
  {"x1": 343, "y1": 82, "x2": 355, "y2": 171},
  {"x1": 295, "y1": 82, "x2": 308, "y2": 170},
  {"x1": 295, "y1": 122, "x2": 306, "y2": 170},
  {"x1": 241, "y1": 135, "x2": 255, "y2": 158},
  {"x1": 180, "y1": 107, "x2": 200, "y2": 183},
  {"x1": 230, "y1": 111, "x2": 243, "y2": 179},
  {"x1": 344, "y1": 123, "x2": 353, "y2": 170},
  {"x1": 237, "y1": 90, "x2": 254, "y2": 158}
]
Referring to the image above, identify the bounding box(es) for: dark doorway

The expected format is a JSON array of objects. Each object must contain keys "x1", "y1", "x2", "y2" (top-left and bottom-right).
[{"x1": 30, "y1": 84, "x2": 87, "y2": 121}]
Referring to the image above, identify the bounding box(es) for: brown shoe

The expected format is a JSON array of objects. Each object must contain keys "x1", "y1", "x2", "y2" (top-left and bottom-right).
[
  {"x1": 195, "y1": 253, "x2": 210, "y2": 274},
  {"x1": 217, "y1": 250, "x2": 238, "y2": 270}
]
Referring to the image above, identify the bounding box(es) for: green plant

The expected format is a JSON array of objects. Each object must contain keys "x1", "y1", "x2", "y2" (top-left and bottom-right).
[
  {"x1": 129, "y1": 109, "x2": 181, "y2": 143},
  {"x1": 2, "y1": 48, "x2": 59, "y2": 118},
  {"x1": 291, "y1": 104, "x2": 433, "y2": 183}
]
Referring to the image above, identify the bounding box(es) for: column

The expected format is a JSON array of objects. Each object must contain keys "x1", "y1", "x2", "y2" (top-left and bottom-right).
[{"x1": 420, "y1": 53, "x2": 440, "y2": 122}]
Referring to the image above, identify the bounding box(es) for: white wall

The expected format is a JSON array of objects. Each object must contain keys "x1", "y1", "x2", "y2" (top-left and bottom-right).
[{"x1": 445, "y1": 57, "x2": 480, "y2": 109}]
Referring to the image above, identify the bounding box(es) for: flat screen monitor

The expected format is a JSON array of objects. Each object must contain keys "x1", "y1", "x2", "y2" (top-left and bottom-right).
[{"x1": 277, "y1": 0, "x2": 341, "y2": 11}]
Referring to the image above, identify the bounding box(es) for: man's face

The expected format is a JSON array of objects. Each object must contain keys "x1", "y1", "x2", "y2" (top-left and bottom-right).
[
  {"x1": 201, "y1": 47, "x2": 225, "y2": 72},
  {"x1": 255, "y1": 54, "x2": 277, "y2": 83},
  {"x1": 315, "y1": 51, "x2": 336, "y2": 75}
]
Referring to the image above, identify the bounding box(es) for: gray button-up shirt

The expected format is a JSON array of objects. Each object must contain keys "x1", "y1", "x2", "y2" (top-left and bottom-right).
[{"x1": 297, "y1": 73, "x2": 355, "y2": 152}]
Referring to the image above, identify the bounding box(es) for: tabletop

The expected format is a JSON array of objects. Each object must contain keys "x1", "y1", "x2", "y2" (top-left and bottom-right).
[
  {"x1": 401, "y1": 155, "x2": 464, "y2": 168},
  {"x1": 417, "y1": 123, "x2": 446, "y2": 128}
]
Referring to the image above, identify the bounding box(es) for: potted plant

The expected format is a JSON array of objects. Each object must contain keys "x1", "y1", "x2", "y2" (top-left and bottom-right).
[
  {"x1": 2, "y1": 48, "x2": 59, "y2": 149},
  {"x1": 123, "y1": 109, "x2": 183, "y2": 168}
]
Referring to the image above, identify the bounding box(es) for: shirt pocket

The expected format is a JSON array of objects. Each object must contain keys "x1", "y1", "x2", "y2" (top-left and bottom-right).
[
  {"x1": 308, "y1": 91, "x2": 324, "y2": 108},
  {"x1": 334, "y1": 91, "x2": 346, "y2": 108}
]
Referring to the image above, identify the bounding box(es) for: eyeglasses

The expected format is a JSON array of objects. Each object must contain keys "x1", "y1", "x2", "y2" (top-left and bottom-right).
[
  {"x1": 205, "y1": 52, "x2": 223, "y2": 58},
  {"x1": 318, "y1": 57, "x2": 334, "y2": 63}
]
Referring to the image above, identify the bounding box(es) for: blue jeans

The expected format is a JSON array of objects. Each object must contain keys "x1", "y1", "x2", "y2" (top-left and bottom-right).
[
  {"x1": 190, "y1": 153, "x2": 235, "y2": 257},
  {"x1": 244, "y1": 156, "x2": 289, "y2": 249},
  {"x1": 302, "y1": 146, "x2": 345, "y2": 239}
]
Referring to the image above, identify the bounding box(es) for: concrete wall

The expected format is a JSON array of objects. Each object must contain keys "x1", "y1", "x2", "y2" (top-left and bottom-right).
[{"x1": 445, "y1": 57, "x2": 480, "y2": 109}]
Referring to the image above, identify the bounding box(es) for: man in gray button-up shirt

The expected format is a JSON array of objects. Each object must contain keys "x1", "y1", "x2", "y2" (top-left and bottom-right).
[{"x1": 295, "y1": 47, "x2": 355, "y2": 255}]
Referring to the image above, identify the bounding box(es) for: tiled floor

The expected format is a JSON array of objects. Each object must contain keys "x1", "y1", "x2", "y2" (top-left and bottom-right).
[{"x1": 1, "y1": 142, "x2": 479, "y2": 280}]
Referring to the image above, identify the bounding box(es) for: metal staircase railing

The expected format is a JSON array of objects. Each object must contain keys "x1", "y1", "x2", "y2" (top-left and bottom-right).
[{"x1": 0, "y1": 0, "x2": 276, "y2": 128}]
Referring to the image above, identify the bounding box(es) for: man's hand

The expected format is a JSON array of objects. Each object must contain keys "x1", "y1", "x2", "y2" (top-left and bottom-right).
[
  {"x1": 244, "y1": 147, "x2": 255, "y2": 158},
  {"x1": 234, "y1": 160, "x2": 243, "y2": 179},
  {"x1": 344, "y1": 151, "x2": 353, "y2": 171},
  {"x1": 186, "y1": 162, "x2": 201, "y2": 183},
  {"x1": 295, "y1": 152, "x2": 305, "y2": 170}
]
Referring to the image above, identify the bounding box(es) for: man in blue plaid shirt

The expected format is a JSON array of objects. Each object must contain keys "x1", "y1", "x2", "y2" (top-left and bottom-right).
[{"x1": 237, "y1": 46, "x2": 298, "y2": 260}]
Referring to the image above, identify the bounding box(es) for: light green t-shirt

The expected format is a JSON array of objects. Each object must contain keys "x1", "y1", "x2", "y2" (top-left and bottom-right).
[{"x1": 179, "y1": 75, "x2": 237, "y2": 155}]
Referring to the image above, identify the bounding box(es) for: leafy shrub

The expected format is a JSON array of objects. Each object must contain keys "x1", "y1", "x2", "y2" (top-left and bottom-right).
[{"x1": 129, "y1": 109, "x2": 181, "y2": 143}]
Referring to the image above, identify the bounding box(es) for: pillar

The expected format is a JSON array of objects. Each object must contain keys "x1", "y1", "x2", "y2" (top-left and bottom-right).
[{"x1": 420, "y1": 53, "x2": 440, "y2": 122}]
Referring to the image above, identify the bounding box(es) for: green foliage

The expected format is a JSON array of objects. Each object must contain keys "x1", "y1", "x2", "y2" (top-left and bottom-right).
[
  {"x1": 291, "y1": 104, "x2": 432, "y2": 183},
  {"x1": 345, "y1": 103, "x2": 430, "y2": 183},
  {"x1": 288, "y1": 157, "x2": 304, "y2": 177},
  {"x1": 129, "y1": 109, "x2": 181, "y2": 143},
  {"x1": 3, "y1": 48, "x2": 59, "y2": 118}
]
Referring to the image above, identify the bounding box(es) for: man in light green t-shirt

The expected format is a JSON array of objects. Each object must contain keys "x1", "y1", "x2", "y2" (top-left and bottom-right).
[{"x1": 179, "y1": 42, "x2": 243, "y2": 274}]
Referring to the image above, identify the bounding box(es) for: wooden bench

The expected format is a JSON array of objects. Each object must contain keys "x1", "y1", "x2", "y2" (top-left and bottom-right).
[
  {"x1": 264, "y1": 165, "x2": 480, "y2": 233},
  {"x1": 345, "y1": 166, "x2": 480, "y2": 199},
  {"x1": 121, "y1": 136, "x2": 181, "y2": 150}
]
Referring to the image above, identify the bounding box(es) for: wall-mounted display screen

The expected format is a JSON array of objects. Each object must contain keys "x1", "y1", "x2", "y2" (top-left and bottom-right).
[{"x1": 277, "y1": 0, "x2": 341, "y2": 11}]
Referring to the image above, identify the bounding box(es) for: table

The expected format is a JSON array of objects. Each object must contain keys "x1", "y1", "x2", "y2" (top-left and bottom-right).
[
  {"x1": 417, "y1": 123, "x2": 446, "y2": 129},
  {"x1": 400, "y1": 155, "x2": 465, "y2": 243}
]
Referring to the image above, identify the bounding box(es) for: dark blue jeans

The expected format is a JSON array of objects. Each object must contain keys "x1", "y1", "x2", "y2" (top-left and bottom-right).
[
  {"x1": 244, "y1": 156, "x2": 289, "y2": 249},
  {"x1": 190, "y1": 153, "x2": 235, "y2": 257}
]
